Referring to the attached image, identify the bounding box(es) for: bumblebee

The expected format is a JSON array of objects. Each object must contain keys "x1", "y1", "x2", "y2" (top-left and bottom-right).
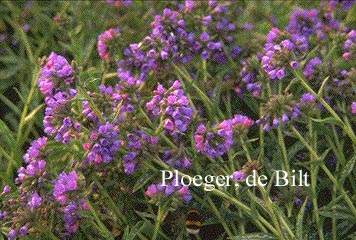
[{"x1": 185, "y1": 209, "x2": 202, "y2": 235}]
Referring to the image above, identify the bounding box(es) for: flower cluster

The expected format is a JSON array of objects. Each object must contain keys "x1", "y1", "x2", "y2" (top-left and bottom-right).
[
  {"x1": 235, "y1": 55, "x2": 262, "y2": 97},
  {"x1": 258, "y1": 94, "x2": 300, "y2": 131},
  {"x1": 53, "y1": 171, "x2": 78, "y2": 205},
  {"x1": 146, "y1": 81, "x2": 194, "y2": 137},
  {"x1": 106, "y1": 0, "x2": 132, "y2": 8},
  {"x1": 161, "y1": 150, "x2": 191, "y2": 169},
  {"x1": 37, "y1": 52, "x2": 74, "y2": 95},
  {"x1": 62, "y1": 200, "x2": 88, "y2": 235},
  {"x1": 83, "y1": 122, "x2": 120, "y2": 166},
  {"x1": 122, "y1": 130, "x2": 158, "y2": 174},
  {"x1": 285, "y1": 8, "x2": 321, "y2": 37},
  {"x1": 331, "y1": 68, "x2": 356, "y2": 99},
  {"x1": 39, "y1": 52, "x2": 80, "y2": 145},
  {"x1": 303, "y1": 57, "x2": 322, "y2": 79},
  {"x1": 194, "y1": 114, "x2": 254, "y2": 158},
  {"x1": 262, "y1": 30, "x2": 303, "y2": 80},
  {"x1": 343, "y1": 30, "x2": 356, "y2": 60},
  {"x1": 145, "y1": 179, "x2": 192, "y2": 203},
  {"x1": 97, "y1": 28, "x2": 121, "y2": 60},
  {"x1": 16, "y1": 137, "x2": 47, "y2": 184},
  {"x1": 116, "y1": 2, "x2": 242, "y2": 88},
  {"x1": 1, "y1": 138, "x2": 49, "y2": 239}
]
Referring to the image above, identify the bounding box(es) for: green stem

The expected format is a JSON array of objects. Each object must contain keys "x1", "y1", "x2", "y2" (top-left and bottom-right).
[
  {"x1": 240, "y1": 137, "x2": 252, "y2": 162},
  {"x1": 94, "y1": 177, "x2": 128, "y2": 225},
  {"x1": 291, "y1": 125, "x2": 356, "y2": 217},
  {"x1": 277, "y1": 127, "x2": 291, "y2": 188},
  {"x1": 292, "y1": 69, "x2": 356, "y2": 145},
  {"x1": 308, "y1": 119, "x2": 324, "y2": 240},
  {"x1": 84, "y1": 197, "x2": 114, "y2": 240},
  {"x1": 152, "y1": 205, "x2": 163, "y2": 240},
  {"x1": 173, "y1": 64, "x2": 224, "y2": 121},
  {"x1": 207, "y1": 197, "x2": 234, "y2": 237}
]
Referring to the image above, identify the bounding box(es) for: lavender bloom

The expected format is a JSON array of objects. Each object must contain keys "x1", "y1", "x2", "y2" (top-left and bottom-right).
[
  {"x1": 83, "y1": 122, "x2": 120, "y2": 166},
  {"x1": 19, "y1": 225, "x2": 28, "y2": 236},
  {"x1": 303, "y1": 57, "x2": 322, "y2": 79},
  {"x1": 262, "y1": 36, "x2": 300, "y2": 81},
  {"x1": 232, "y1": 171, "x2": 247, "y2": 180},
  {"x1": 38, "y1": 52, "x2": 74, "y2": 96},
  {"x1": 146, "y1": 81, "x2": 194, "y2": 137},
  {"x1": 259, "y1": 94, "x2": 300, "y2": 131},
  {"x1": 16, "y1": 137, "x2": 47, "y2": 184},
  {"x1": 295, "y1": 198, "x2": 303, "y2": 206},
  {"x1": 53, "y1": 171, "x2": 78, "y2": 205},
  {"x1": 38, "y1": 53, "x2": 79, "y2": 144},
  {"x1": 185, "y1": 0, "x2": 195, "y2": 12},
  {"x1": 300, "y1": 93, "x2": 316, "y2": 103},
  {"x1": 343, "y1": 30, "x2": 356, "y2": 60},
  {"x1": 7, "y1": 229, "x2": 16, "y2": 240},
  {"x1": 162, "y1": 151, "x2": 191, "y2": 169},
  {"x1": 122, "y1": 130, "x2": 158, "y2": 174},
  {"x1": 145, "y1": 178, "x2": 192, "y2": 203},
  {"x1": 286, "y1": 8, "x2": 321, "y2": 37},
  {"x1": 2, "y1": 185, "x2": 11, "y2": 194},
  {"x1": 63, "y1": 201, "x2": 80, "y2": 233},
  {"x1": 27, "y1": 192, "x2": 42, "y2": 209},
  {"x1": 194, "y1": 115, "x2": 254, "y2": 158},
  {"x1": 97, "y1": 28, "x2": 121, "y2": 60}
]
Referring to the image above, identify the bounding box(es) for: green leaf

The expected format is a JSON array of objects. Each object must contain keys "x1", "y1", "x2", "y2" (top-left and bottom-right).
[
  {"x1": 319, "y1": 205, "x2": 356, "y2": 221},
  {"x1": 24, "y1": 103, "x2": 44, "y2": 124},
  {"x1": 0, "y1": 65, "x2": 22, "y2": 80},
  {"x1": 132, "y1": 172, "x2": 155, "y2": 193},
  {"x1": 339, "y1": 153, "x2": 356, "y2": 183},
  {"x1": 345, "y1": 3, "x2": 356, "y2": 28},
  {"x1": 229, "y1": 233, "x2": 277, "y2": 240},
  {"x1": 0, "y1": 93, "x2": 21, "y2": 116},
  {"x1": 311, "y1": 117, "x2": 343, "y2": 127},
  {"x1": 296, "y1": 199, "x2": 308, "y2": 240},
  {"x1": 135, "y1": 211, "x2": 156, "y2": 220}
]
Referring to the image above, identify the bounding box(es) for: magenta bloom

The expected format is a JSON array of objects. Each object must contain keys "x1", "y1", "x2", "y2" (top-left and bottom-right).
[
  {"x1": 97, "y1": 28, "x2": 120, "y2": 60},
  {"x1": 232, "y1": 171, "x2": 247, "y2": 180},
  {"x1": 351, "y1": 102, "x2": 356, "y2": 114}
]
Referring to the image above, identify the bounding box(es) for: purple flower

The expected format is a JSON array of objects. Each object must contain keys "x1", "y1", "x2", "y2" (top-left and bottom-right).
[
  {"x1": 97, "y1": 28, "x2": 120, "y2": 60},
  {"x1": 146, "y1": 81, "x2": 194, "y2": 137},
  {"x1": 53, "y1": 171, "x2": 78, "y2": 205},
  {"x1": 8, "y1": 229, "x2": 16, "y2": 240},
  {"x1": 38, "y1": 52, "x2": 73, "y2": 95},
  {"x1": 83, "y1": 122, "x2": 120, "y2": 165},
  {"x1": 27, "y1": 192, "x2": 42, "y2": 208},
  {"x1": 19, "y1": 225, "x2": 28, "y2": 236},
  {"x1": 195, "y1": 115, "x2": 253, "y2": 158},
  {"x1": 351, "y1": 102, "x2": 356, "y2": 114},
  {"x1": 286, "y1": 8, "x2": 321, "y2": 37},
  {"x1": 232, "y1": 171, "x2": 246, "y2": 180},
  {"x1": 295, "y1": 198, "x2": 303, "y2": 206},
  {"x1": 200, "y1": 32, "x2": 210, "y2": 42},
  {"x1": 2, "y1": 185, "x2": 11, "y2": 194},
  {"x1": 303, "y1": 57, "x2": 322, "y2": 79},
  {"x1": 300, "y1": 93, "x2": 316, "y2": 103}
]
